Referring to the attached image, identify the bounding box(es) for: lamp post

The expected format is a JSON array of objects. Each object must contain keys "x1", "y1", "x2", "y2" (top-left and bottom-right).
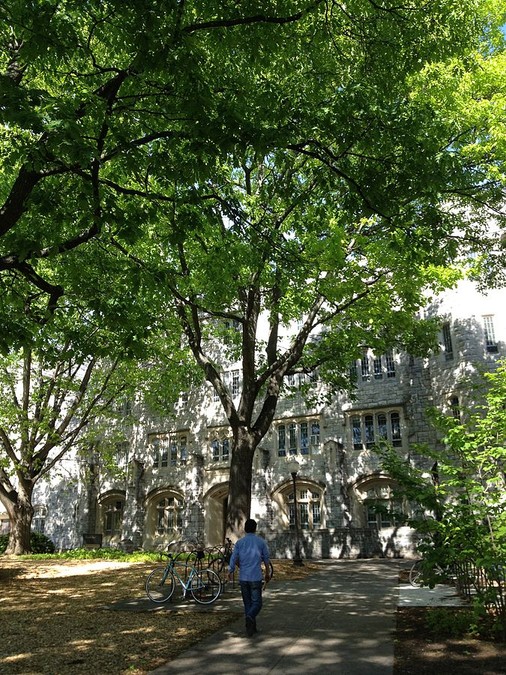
[
  {"x1": 78, "y1": 449, "x2": 103, "y2": 546},
  {"x1": 288, "y1": 458, "x2": 304, "y2": 566}
]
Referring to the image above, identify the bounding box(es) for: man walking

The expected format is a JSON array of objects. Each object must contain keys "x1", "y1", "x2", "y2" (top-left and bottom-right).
[{"x1": 228, "y1": 518, "x2": 271, "y2": 637}]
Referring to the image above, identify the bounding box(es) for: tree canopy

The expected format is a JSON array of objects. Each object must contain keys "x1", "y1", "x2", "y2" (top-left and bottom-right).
[
  {"x1": 0, "y1": 0, "x2": 330, "y2": 344},
  {"x1": 1, "y1": 0, "x2": 506, "y2": 541},
  {"x1": 1, "y1": 0, "x2": 504, "y2": 345}
]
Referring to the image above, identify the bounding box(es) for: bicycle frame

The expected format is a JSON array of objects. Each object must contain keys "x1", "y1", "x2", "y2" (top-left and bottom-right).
[{"x1": 166, "y1": 557, "x2": 202, "y2": 596}]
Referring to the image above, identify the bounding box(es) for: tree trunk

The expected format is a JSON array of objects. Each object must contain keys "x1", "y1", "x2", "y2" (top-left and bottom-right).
[
  {"x1": 226, "y1": 427, "x2": 256, "y2": 540},
  {"x1": 3, "y1": 483, "x2": 34, "y2": 555}
]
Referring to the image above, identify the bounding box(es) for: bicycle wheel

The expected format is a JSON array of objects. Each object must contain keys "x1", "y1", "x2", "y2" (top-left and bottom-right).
[
  {"x1": 208, "y1": 553, "x2": 226, "y2": 579},
  {"x1": 146, "y1": 566, "x2": 175, "y2": 603},
  {"x1": 190, "y1": 568, "x2": 221, "y2": 605},
  {"x1": 207, "y1": 546, "x2": 224, "y2": 567},
  {"x1": 408, "y1": 560, "x2": 423, "y2": 587}
]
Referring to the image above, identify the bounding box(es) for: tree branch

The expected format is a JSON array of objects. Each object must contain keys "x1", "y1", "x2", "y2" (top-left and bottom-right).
[{"x1": 183, "y1": 0, "x2": 325, "y2": 34}]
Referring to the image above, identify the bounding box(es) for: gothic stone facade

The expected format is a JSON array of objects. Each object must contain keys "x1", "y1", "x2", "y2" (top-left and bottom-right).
[{"x1": 3, "y1": 281, "x2": 504, "y2": 559}]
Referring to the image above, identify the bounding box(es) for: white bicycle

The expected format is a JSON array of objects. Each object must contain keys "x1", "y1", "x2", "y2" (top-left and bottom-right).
[{"x1": 408, "y1": 558, "x2": 452, "y2": 587}]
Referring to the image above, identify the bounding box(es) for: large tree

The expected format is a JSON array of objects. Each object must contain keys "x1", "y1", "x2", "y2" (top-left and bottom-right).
[
  {"x1": 1, "y1": 0, "x2": 505, "y2": 541},
  {"x1": 0, "y1": 295, "x2": 191, "y2": 555},
  {"x1": 138, "y1": 150, "x2": 503, "y2": 537},
  {"x1": 121, "y1": 3, "x2": 506, "y2": 536},
  {"x1": 0, "y1": 1, "x2": 333, "y2": 550}
]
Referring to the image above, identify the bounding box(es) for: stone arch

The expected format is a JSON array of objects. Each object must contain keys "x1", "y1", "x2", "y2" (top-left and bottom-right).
[
  {"x1": 350, "y1": 472, "x2": 401, "y2": 528},
  {"x1": 143, "y1": 485, "x2": 186, "y2": 551},
  {"x1": 97, "y1": 489, "x2": 126, "y2": 547},
  {"x1": 203, "y1": 482, "x2": 229, "y2": 546},
  {"x1": 271, "y1": 475, "x2": 327, "y2": 531}
]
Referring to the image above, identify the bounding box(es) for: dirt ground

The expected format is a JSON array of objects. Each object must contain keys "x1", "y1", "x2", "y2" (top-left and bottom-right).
[
  {"x1": 394, "y1": 606, "x2": 506, "y2": 674},
  {"x1": 0, "y1": 557, "x2": 317, "y2": 674},
  {"x1": 1, "y1": 558, "x2": 505, "y2": 674},
  {"x1": 394, "y1": 570, "x2": 506, "y2": 674}
]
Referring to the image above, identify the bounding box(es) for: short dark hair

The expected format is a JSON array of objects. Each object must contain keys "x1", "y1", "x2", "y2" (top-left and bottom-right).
[{"x1": 244, "y1": 518, "x2": 257, "y2": 533}]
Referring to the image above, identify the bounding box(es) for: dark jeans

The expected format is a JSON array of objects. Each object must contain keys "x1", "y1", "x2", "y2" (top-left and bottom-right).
[{"x1": 239, "y1": 580, "x2": 263, "y2": 620}]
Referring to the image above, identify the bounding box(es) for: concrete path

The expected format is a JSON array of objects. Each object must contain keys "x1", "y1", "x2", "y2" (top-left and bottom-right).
[{"x1": 150, "y1": 560, "x2": 404, "y2": 675}]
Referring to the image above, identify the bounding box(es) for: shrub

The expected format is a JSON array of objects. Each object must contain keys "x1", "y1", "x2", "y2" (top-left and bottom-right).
[
  {"x1": 31, "y1": 532, "x2": 56, "y2": 553},
  {"x1": 0, "y1": 532, "x2": 55, "y2": 554},
  {"x1": 378, "y1": 361, "x2": 506, "y2": 641},
  {"x1": 426, "y1": 608, "x2": 475, "y2": 637}
]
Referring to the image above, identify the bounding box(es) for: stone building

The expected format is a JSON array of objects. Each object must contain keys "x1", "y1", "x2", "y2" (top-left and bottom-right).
[{"x1": 1, "y1": 280, "x2": 504, "y2": 559}]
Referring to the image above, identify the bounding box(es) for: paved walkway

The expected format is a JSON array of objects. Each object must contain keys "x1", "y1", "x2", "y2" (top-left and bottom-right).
[{"x1": 146, "y1": 559, "x2": 463, "y2": 675}]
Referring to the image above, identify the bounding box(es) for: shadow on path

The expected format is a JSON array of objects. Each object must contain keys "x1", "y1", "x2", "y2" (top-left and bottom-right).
[{"x1": 150, "y1": 560, "x2": 401, "y2": 675}]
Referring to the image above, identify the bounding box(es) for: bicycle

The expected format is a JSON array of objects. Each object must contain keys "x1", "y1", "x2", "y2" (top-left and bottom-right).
[
  {"x1": 181, "y1": 539, "x2": 232, "y2": 576},
  {"x1": 408, "y1": 558, "x2": 453, "y2": 587},
  {"x1": 145, "y1": 552, "x2": 222, "y2": 605},
  {"x1": 205, "y1": 538, "x2": 234, "y2": 577}
]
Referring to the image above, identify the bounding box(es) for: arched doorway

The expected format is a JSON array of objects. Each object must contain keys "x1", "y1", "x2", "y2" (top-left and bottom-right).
[{"x1": 97, "y1": 490, "x2": 126, "y2": 548}]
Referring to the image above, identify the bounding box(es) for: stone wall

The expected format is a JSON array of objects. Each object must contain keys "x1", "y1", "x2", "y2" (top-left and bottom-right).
[{"x1": 267, "y1": 526, "x2": 417, "y2": 560}]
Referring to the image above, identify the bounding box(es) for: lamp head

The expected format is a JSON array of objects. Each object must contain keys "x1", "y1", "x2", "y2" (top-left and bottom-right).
[{"x1": 288, "y1": 458, "x2": 300, "y2": 476}]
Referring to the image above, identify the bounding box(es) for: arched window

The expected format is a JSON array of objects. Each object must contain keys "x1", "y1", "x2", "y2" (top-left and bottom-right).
[
  {"x1": 354, "y1": 477, "x2": 403, "y2": 529},
  {"x1": 483, "y1": 315, "x2": 498, "y2": 353},
  {"x1": 149, "y1": 432, "x2": 188, "y2": 469},
  {"x1": 450, "y1": 396, "x2": 460, "y2": 420},
  {"x1": 354, "y1": 349, "x2": 397, "y2": 381},
  {"x1": 32, "y1": 505, "x2": 47, "y2": 534},
  {"x1": 211, "y1": 437, "x2": 230, "y2": 462},
  {"x1": 208, "y1": 425, "x2": 232, "y2": 463},
  {"x1": 276, "y1": 418, "x2": 320, "y2": 457},
  {"x1": 442, "y1": 322, "x2": 454, "y2": 360},
  {"x1": 155, "y1": 495, "x2": 183, "y2": 535},
  {"x1": 144, "y1": 489, "x2": 186, "y2": 548},
  {"x1": 365, "y1": 485, "x2": 393, "y2": 528},
  {"x1": 286, "y1": 483, "x2": 324, "y2": 531}
]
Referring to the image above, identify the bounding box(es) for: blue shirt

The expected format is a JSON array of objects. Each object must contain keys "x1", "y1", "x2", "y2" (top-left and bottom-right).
[{"x1": 228, "y1": 533, "x2": 270, "y2": 582}]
